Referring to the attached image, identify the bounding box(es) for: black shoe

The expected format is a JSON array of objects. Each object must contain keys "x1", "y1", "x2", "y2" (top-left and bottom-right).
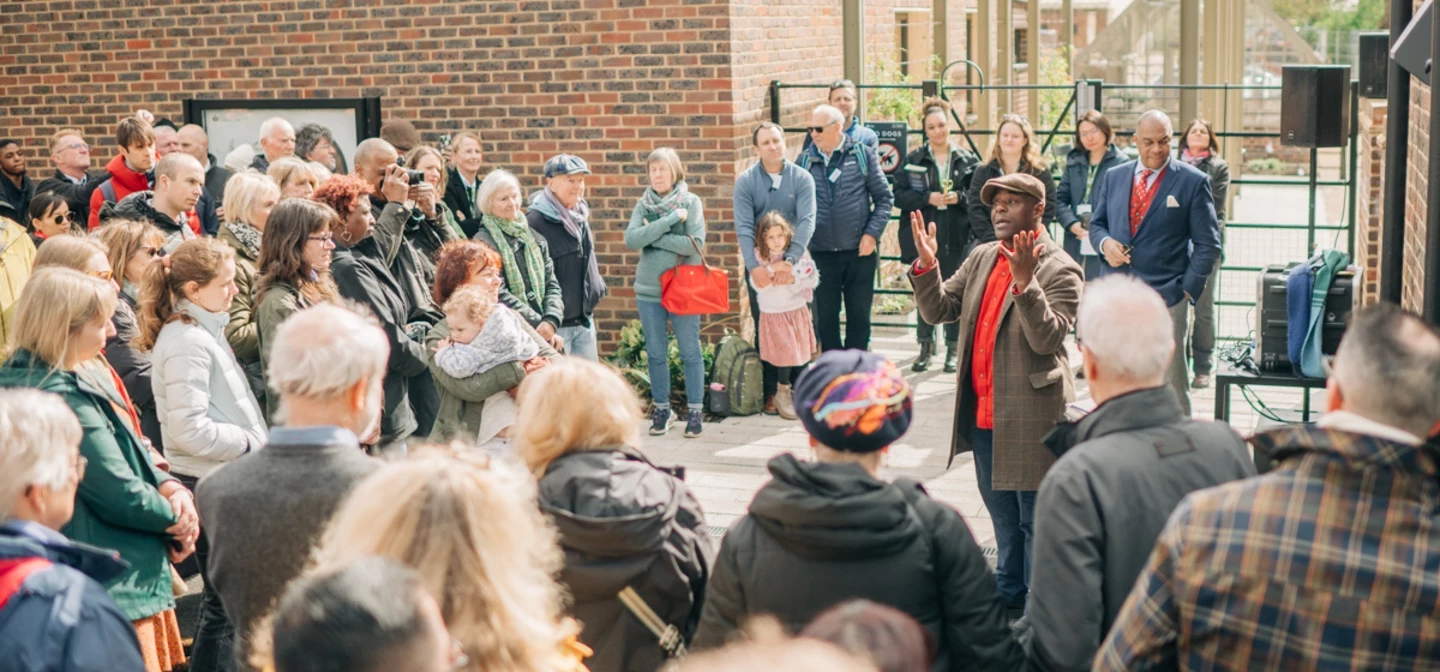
[
  {"x1": 649, "y1": 407, "x2": 673, "y2": 436},
  {"x1": 684, "y1": 411, "x2": 703, "y2": 438},
  {"x1": 942, "y1": 345, "x2": 958, "y2": 374},
  {"x1": 912, "y1": 342, "x2": 935, "y2": 372}
]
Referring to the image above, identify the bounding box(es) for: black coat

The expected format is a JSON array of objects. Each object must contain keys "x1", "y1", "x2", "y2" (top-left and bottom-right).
[
  {"x1": 35, "y1": 170, "x2": 107, "y2": 225},
  {"x1": 0, "y1": 174, "x2": 35, "y2": 228},
  {"x1": 204, "y1": 157, "x2": 233, "y2": 208},
  {"x1": 1055, "y1": 145, "x2": 1126, "y2": 274},
  {"x1": 692, "y1": 454, "x2": 1023, "y2": 672},
  {"x1": 331, "y1": 238, "x2": 430, "y2": 444},
  {"x1": 442, "y1": 167, "x2": 483, "y2": 238},
  {"x1": 966, "y1": 159, "x2": 1057, "y2": 246},
  {"x1": 105, "y1": 297, "x2": 163, "y2": 454},
  {"x1": 895, "y1": 143, "x2": 981, "y2": 263},
  {"x1": 1187, "y1": 154, "x2": 1231, "y2": 223},
  {"x1": 539, "y1": 448, "x2": 712, "y2": 672},
  {"x1": 527, "y1": 196, "x2": 607, "y2": 326}
]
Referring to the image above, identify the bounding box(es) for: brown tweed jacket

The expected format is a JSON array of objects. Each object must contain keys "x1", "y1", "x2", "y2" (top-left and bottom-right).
[{"x1": 909, "y1": 231, "x2": 1082, "y2": 490}]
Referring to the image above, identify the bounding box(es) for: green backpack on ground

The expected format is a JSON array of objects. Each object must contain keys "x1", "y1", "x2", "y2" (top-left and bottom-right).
[{"x1": 708, "y1": 331, "x2": 764, "y2": 417}]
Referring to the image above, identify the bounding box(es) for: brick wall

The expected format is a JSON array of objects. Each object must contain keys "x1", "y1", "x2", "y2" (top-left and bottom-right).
[
  {"x1": 1404, "y1": 75, "x2": 1428, "y2": 313},
  {"x1": 1353, "y1": 99, "x2": 1385, "y2": 306}
]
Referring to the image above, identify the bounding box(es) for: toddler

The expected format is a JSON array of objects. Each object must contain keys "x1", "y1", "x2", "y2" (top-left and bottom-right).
[
  {"x1": 435, "y1": 285, "x2": 540, "y2": 447},
  {"x1": 749, "y1": 211, "x2": 820, "y2": 419}
]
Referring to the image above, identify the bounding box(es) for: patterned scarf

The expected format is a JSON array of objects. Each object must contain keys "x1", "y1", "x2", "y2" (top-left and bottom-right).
[
  {"x1": 638, "y1": 182, "x2": 689, "y2": 220},
  {"x1": 225, "y1": 221, "x2": 262, "y2": 259},
  {"x1": 541, "y1": 186, "x2": 590, "y2": 241},
  {"x1": 1181, "y1": 148, "x2": 1211, "y2": 167},
  {"x1": 481, "y1": 213, "x2": 548, "y2": 314}
]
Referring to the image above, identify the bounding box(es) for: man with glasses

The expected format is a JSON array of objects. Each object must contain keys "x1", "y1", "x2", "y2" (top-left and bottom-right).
[
  {"x1": 800, "y1": 104, "x2": 892, "y2": 352},
  {"x1": 802, "y1": 80, "x2": 879, "y2": 153},
  {"x1": 1087, "y1": 109, "x2": 1220, "y2": 416},
  {"x1": 36, "y1": 129, "x2": 108, "y2": 224}
]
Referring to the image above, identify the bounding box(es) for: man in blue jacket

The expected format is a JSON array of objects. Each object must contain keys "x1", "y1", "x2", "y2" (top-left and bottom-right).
[
  {"x1": 802, "y1": 104, "x2": 894, "y2": 352},
  {"x1": 0, "y1": 389, "x2": 144, "y2": 672},
  {"x1": 1088, "y1": 110, "x2": 1220, "y2": 416}
]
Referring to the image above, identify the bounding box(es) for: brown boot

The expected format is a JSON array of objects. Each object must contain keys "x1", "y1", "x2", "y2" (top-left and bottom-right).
[
  {"x1": 776, "y1": 384, "x2": 798, "y2": 420},
  {"x1": 763, "y1": 395, "x2": 778, "y2": 415}
]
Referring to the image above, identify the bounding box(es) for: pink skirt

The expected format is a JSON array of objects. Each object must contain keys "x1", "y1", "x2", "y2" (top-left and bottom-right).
[{"x1": 758, "y1": 306, "x2": 815, "y2": 368}]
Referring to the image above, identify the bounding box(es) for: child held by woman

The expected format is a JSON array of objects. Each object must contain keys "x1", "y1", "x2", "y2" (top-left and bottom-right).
[{"x1": 434, "y1": 285, "x2": 540, "y2": 449}]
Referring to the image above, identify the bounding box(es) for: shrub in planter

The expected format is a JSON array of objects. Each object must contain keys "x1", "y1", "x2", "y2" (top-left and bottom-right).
[{"x1": 607, "y1": 319, "x2": 716, "y2": 410}]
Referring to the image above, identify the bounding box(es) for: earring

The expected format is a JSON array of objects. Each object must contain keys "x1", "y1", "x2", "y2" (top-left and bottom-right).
[{"x1": 339, "y1": 227, "x2": 353, "y2": 245}]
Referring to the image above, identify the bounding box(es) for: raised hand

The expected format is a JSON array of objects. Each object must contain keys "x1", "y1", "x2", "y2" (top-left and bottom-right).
[
  {"x1": 909, "y1": 210, "x2": 938, "y2": 271},
  {"x1": 999, "y1": 229, "x2": 1043, "y2": 291}
]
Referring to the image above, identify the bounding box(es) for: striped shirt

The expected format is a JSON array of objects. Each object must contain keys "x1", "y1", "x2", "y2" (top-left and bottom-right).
[{"x1": 1095, "y1": 424, "x2": 1440, "y2": 671}]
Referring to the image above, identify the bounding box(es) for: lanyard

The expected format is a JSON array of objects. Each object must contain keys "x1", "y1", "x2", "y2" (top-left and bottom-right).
[{"x1": 1081, "y1": 163, "x2": 1100, "y2": 205}]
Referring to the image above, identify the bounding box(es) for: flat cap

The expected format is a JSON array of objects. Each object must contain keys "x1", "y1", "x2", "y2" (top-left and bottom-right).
[
  {"x1": 980, "y1": 172, "x2": 1047, "y2": 207},
  {"x1": 543, "y1": 154, "x2": 591, "y2": 178}
]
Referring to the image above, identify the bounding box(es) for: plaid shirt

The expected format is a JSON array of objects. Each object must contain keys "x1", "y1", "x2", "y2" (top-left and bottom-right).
[{"x1": 1094, "y1": 425, "x2": 1440, "y2": 671}]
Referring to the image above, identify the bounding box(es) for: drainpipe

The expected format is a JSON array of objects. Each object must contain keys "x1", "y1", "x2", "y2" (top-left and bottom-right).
[{"x1": 1380, "y1": 0, "x2": 1410, "y2": 304}]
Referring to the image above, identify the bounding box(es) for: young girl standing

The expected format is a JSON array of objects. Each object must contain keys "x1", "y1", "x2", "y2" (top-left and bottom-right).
[{"x1": 750, "y1": 211, "x2": 819, "y2": 420}]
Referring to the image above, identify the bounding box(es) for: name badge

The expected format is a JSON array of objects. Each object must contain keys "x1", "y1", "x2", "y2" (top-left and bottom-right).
[
  {"x1": 1076, "y1": 204, "x2": 1092, "y2": 216},
  {"x1": 828, "y1": 168, "x2": 842, "y2": 183}
]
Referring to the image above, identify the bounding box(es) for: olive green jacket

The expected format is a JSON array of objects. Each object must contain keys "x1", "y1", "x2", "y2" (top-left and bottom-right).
[
  {"x1": 0, "y1": 350, "x2": 179, "y2": 621},
  {"x1": 425, "y1": 317, "x2": 560, "y2": 443},
  {"x1": 218, "y1": 223, "x2": 263, "y2": 397},
  {"x1": 254, "y1": 281, "x2": 314, "y2": 421}
]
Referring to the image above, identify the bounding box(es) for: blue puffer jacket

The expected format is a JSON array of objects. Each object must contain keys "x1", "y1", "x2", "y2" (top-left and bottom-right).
[
  {"x1": 0, "y1": 520, "x2": 144, "y2": 672},
  {"x1": 799, "y1": 137, "x2": 895, "y2": 252}
]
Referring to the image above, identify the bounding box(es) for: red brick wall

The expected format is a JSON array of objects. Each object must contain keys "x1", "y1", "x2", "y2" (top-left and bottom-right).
[
  {"x1": 1404, "y1": 75, "x2": 1428, "y2": 314},
  {"x1": 1354, "y1": 100, "x2": 1385, "y2": 306}
]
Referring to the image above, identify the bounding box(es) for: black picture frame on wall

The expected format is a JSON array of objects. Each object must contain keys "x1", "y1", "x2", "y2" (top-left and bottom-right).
[{"x1": 182, "y1": 97, "x2": 382, "y2": 174}]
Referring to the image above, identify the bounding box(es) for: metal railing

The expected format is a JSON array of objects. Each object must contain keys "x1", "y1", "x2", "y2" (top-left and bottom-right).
[{"x1": 767, "y1": 77, "x2": 1360, "y2": 339}]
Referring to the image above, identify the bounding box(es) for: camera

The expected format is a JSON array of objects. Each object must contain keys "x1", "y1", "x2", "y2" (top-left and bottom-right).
[{"x1": 393, "y1": 156, "x2": 427, "y2": 186}]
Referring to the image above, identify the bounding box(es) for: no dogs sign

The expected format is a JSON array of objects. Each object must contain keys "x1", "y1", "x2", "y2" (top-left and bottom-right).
[{"x1": 867, "y1": 121, "x2": 909, "y2": 181}]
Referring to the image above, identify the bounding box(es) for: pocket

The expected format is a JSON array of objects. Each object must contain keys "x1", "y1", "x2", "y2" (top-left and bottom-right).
[{"x1": 1029, "y1": 367, "x2": 1064, "y2": 389}]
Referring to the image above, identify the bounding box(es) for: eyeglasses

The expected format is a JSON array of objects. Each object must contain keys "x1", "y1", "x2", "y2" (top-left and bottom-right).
[
  {"x1": 64, "y1": 142, "x2": 89, "y2": 153},
  {"x1": 307, "y1": 233, "x2": 334, "y2": 243},
  {"x1": 88, "y1": 269, "x2": 113, "y2": 281},
  {"x1": 808, "y1": 123, "x2": 835, "y2": 134}
]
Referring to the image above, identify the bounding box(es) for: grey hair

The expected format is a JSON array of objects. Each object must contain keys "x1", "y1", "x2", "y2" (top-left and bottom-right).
[
  {"x1": 1076, "y1": 275, "x2": 1173, "y2": 384},
  {"x1": 259, "y1": 117, "x2": 294, "y2": 141},
  {"x1": 353, "y1": 138, "x2": 397, "y2": 172},
  {"x1": 646, "y1": 147, "x2": 685, "y2": 185},
  {"x1": 476, "y1": 169, "x2": 523, "y2": 218},
  {"x1": 813, "y1": 104, "x2": 845, "y2": 126},
  {"x1": 1332, "y1": 304, "x2": 1440, "y2": 437},
  {"x1": 1136, "y1": 109, "x2": 1174, "y2": 135},
  {"x1": 268, "y1": 304, "x2": 389, "y2": 411},
  {"x1": 0, "y1": 389, "x2": 82, "y2": 519}
]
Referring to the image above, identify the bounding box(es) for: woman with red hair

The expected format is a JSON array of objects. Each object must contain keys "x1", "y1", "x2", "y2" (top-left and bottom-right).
[
  {"x1": 426, "y1": 239, "x2": 559, "y2": 443},
  {"x1": 311, "y1": 175, "x2": 431, "y2": 455}
]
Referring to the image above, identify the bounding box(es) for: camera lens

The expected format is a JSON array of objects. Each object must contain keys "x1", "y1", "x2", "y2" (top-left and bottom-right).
[{"x1": 405, "y1": 168, "x2": 426, "y2": 185}]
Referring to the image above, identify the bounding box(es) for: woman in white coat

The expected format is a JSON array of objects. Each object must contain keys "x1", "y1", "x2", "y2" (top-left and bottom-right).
[{"x1": 133, "y1": 235, "x2": 266, "y2": 670}]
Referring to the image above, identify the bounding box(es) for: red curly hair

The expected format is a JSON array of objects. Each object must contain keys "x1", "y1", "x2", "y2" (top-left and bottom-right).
[
  {"x1": 434, "y1": 239, "x2": 504, "y2": 305},
  {"x1": 310, "y1": 174, "x2": 372, "y2": 220}
]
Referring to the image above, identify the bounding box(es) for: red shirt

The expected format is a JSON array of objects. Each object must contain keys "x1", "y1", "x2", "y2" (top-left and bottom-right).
[{"x1": 970, "y1": 254, "x2": 1013, "y2": 430}]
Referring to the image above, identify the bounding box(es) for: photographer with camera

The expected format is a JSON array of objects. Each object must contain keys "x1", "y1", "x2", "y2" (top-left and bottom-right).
[{"x1": 351, "y1": 137, "x2": 454, "y2": 436}]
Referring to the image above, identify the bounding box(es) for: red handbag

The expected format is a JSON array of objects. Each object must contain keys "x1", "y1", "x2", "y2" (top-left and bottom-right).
[{"x1": 659, "y1": 237, "x2": 730, "y2": 315}]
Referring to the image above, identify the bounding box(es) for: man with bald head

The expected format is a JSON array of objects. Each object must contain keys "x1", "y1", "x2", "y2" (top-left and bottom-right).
[
  {"x1": 1022, "y1": 275, "x2": 1252, "y2": 672},
  {"x1": 1087, "y1": 110, "x2": 1220, "y2": 416},
  {"x1": 250, "y1": 117, "x2": 296, "y2": 173},
  {"x1": 800, "y1": 103, "x2": 892, "y2": 353},
  {"x1": 105, "y1": 152, "x2": 203, "y2": 253},
  {"x1": 178, "y1": 124, "x2": 233, "y2": 216}
]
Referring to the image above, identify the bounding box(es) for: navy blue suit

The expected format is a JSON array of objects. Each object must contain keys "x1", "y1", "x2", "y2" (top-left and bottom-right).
[{"x1": 1087, "y1": 158, "x2": 1221, "y2": 307}]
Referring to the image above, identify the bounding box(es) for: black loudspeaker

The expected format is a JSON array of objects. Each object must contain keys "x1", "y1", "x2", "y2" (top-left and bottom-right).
[
  {"x1": 1281, "y1": 65, "x2": 1352, "y2": 148},
  {"x1": 1357, "y1": 32, "x2": 1389, "y2": 98}
]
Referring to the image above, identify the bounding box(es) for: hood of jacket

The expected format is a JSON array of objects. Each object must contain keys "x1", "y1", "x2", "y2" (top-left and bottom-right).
[
  {"x1": 1065, "y1": 143, "x2": 1124, "y2": 168},
  {"x1": 0, "y1": 519, "x2": 128, "y2": 585},
  {"x1": 747, "y1": 453, "x2": 922, "y2": 561},
  {"x1": 109, "y1": 191, "x2": 181, "y2": 233},
  {"x1": 538, "y1": 449, "x2": 684, "y2": 558},
  {"x1": 104, "y1": 154, "x2": 151, "y2": 193}
]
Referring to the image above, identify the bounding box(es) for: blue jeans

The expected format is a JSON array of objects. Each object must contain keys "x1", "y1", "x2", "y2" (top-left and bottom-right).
[
  {"x1": 971, "y1": 427, "x2": 1036, "y2": 607},
  {"x1": 637, "y1": 300, "x2": 705, "y2": 410},
  {"x1": 557, "y1": 319, "x2": 598, "y2": 361}
]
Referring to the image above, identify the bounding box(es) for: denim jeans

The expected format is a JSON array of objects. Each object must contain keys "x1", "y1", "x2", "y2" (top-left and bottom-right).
[
  {"x1": 637, "y1": 300, "x2": 705, "y2": 409},
  {"x1": 971, "y1": 428, "x2": 1036, "y2": 608},
  {"x1": 557, "y1": 319, "x2": 598, "y2": 361},
  {"x1": 811, "y1": 250, "x2": 878, "y2": 352},
  {"x1": 176, "y1": 473, "x2": 236, "y2": 672}
]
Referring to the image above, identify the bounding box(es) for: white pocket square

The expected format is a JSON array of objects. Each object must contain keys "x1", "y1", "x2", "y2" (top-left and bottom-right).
[{"x1": 1166, "y1": 195, "x2": 1180, "y2": 207}]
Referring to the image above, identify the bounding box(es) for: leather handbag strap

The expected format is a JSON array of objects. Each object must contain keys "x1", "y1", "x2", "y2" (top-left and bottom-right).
[{"x1": 683, "y1": 236, "x2": 710, "y2": 269}]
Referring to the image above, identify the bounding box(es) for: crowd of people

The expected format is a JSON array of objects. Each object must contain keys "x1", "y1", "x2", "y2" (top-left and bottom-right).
[{"x1": 0, "y1": 79, "x2": 1438, "y2": 672}]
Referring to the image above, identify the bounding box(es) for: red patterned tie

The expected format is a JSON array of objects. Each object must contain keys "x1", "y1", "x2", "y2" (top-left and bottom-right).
[{"x1": 1128, "y1": 169, "x2": 1155, "y2": 236}]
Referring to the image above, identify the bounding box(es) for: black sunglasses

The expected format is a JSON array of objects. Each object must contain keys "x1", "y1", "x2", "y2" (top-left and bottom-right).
[{"x1": 808, "y1": 124, "x2": 835, "y2": 134}]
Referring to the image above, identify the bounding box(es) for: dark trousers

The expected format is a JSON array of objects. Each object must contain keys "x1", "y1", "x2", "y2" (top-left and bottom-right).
[
  {"x1": 900, "y1": 248, "x2": 962, "y2": 345},
  {"x1": 176, "y1": 473, "x2": 236, "y2": 672},
  {"x1": 812, "y1": 250, "x2": 878, "y2": 352},
  {"x1": 1189, "y1": 258, "x2": 1222, "y2": 375},
  {"x1": 971, "y1": 428, "x2": 1036, "y2": 608},
  {"x1": 408, "y1": 373, "x2": 439, "y2": 438}
]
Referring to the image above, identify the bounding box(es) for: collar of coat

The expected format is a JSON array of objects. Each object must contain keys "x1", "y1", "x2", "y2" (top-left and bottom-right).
[
  {"x1": 0, "y1": 519, "x2": 128, "y2": 584},
  {"x1": 1254, "y1": 423, "x2": 1440, "y2": 488}
]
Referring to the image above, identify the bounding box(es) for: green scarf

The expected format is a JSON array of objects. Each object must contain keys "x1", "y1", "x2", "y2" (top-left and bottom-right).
[{"x1": 481, "y1": 213, "x2": 548, "y2": 314}]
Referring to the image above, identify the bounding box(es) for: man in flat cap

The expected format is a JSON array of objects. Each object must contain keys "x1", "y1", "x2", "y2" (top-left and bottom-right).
[
  {"x1": 693, "y1": 350, "x2": 1023, "y2": 670},
  {"x1": 908, "y1": 172, "x2": 1083, "y2": 617}
]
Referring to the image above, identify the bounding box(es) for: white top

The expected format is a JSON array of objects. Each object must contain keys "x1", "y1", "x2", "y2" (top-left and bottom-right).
[
  {"x1": 750, "y1": 254, "x2": 820, "y2": 313},
  {"x1": 1315, "y1": 410, "x2": 1422, "y2": 446}
]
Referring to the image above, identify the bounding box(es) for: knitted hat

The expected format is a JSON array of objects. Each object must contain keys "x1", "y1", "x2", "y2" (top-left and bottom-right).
[{"x1": 795, "y1": 350, "x2": 914, "y2": 453}]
